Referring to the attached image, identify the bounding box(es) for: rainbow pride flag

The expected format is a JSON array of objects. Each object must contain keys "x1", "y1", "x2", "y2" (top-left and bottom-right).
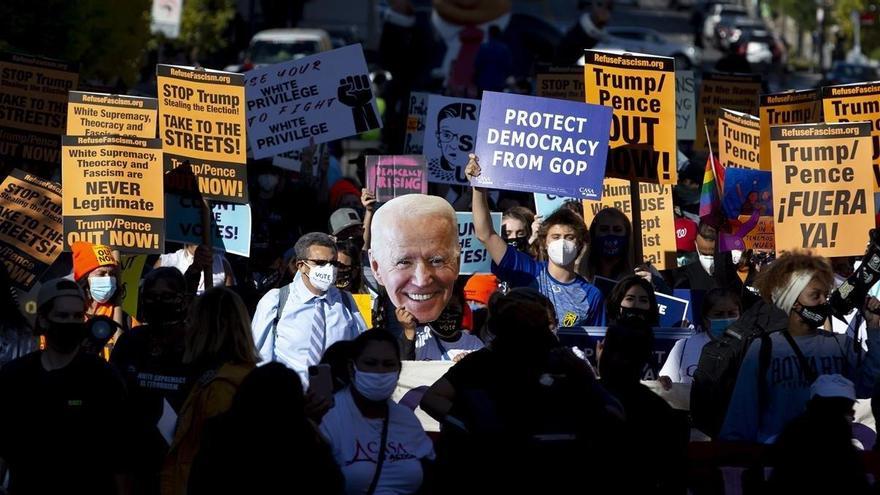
[{"x1": 698, "y1": 154, "x2": 725, "y2": 218}]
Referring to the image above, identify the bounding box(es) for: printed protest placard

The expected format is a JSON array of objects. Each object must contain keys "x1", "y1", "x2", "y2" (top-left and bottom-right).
[
  {"x1": 695, "y1": 72, "x2": 762, "y2": 152},
  {"x1": 0, "y1": 128, "x2": 61, "y2": 171},
  {"x1": 583, "y1": 178, "x2": 677, "y2": 269},
  {"x1": 472, "y1": 91, "x2": 611, "y2": 199},
  {"x1": 676, "y1": 71, "x2": 696, "y2": 141},
  {"x1": 404, "y1": 92, "x2": 429, "y2": 154},
  {"x1": 584, "y1": 51, "x2": 677, "y2": 184},
  {"x1": 157, "y1": 65, "x2": 247, "y2": 203},
  {"x1": 657, "y1": 292, "x2": 689, "y2": 328},
  {"x1": 165, "y1": 194, "x2": 252, "y2": 257},
  {"x1": 723, "y1": 167, "x2": 774, "y2": 251},
  {"x1": 67, "y1": 91, "x2": 158, "y2": 138},
  {"x1": 0, "y1": 169, "x2": 63, "y2": 289},
  {"x1": 759, "y1": 89, "x2": 820, "y2": 170},
  {"x1": 771, "y1": 122, "x2": 874, "y2": 257},
  {"x1": 120, "y1": 254, "x2": 148, "y2": 317},
  {"x1": 536, "y1": 66, "x2": 585, "y2": 102},
  {"x1": 244, "y1": 44, "x2": 381, "y2": 159},
  {"x1": 0, "y1": 52, "x2": 78, "y2": 135},
  {"x1": 457, "y1": 212, "x2": 502, "y2": 275},
  {"x1": 424, "y1": 94, "x2": 480, "y2": 186},
  {"x1": 718, "y1": 108, "x2": 760, "y2": 169},
  {"x1": 365, "y1": 155, "x2": 427, "y2": 202},
  {"x1": 62, "y1": 135, "x2": 164, "y2": 253},
  {"x1": 822, "y1": 82, "x2": 880, "y2": 192},
  {"x1": 534, "y1": 193, "x2": 574, "y2": 217}
]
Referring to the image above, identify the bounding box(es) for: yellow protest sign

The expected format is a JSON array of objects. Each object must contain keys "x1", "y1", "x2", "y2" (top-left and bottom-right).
[
  {"x1": 536, "y1": 66, "x2": 585, "y2": 102},
  {"x1": 583, "y1": 178, "x2": 677, "y2": 269},
  {"x1": 738, "y1": 215, "x2": 775, "y2": 252},
  {"x1": 120, "y1": 254, "x2": 148, "y2": 317},
  {"x1": 67, "y1": 91, "x2": 158, "y2": 138},
  {"x1": 822, "y1": 82, "x2": 880, "y2": 192},
  {"x1": 584, "y1": 51, "x2": 677, "y2": 184},
  {"x1": 695, "y1": 72, "x2": 761, "y2": 152},
  {"x1": 0, "y1": 52, "x2": 78, "y2": 135},
  {"x1": 61, "y1": 135, "x2": 164, "y2": 253},
  {"x1": 759, "y1": 89, "x2": 820, "y2": 170},
  {"x1": 157, "y1": 65, "x2": 247, "y2": 203},
  {"x1": 0, "y1": 169, "x2": 63, "y2": 289},
  {"x1": 718, "y1": 108, "x2": 760, "y2": 169},
  {"x1": 771, "y1": 122, "x2": 874, "y2": 257}
]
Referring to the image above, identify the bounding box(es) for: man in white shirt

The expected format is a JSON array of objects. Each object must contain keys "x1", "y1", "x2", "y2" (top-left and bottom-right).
[{"x1": 252, "y1": 232, "x2": 367, "y2": 385}]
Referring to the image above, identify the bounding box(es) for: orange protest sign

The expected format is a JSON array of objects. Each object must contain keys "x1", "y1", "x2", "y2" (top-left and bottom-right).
[
  {"x1": 758, "y1": 89, "x2": 820, "y2": 170},
  {"x1": 583, "y1": 178, "x2": 677, "y2": 269},
  {"x1": 67, "y1": 91, "x2": 158, "y2": 138},
  {"x1": 0, "y1": 52, "x2": 78, "y2": 135},
  {"x1": 822, "y1": 82, "x2": 880, "y2": 192},
  {"x1": 0, "y1": 169, "x2": 63, "y2": 289},
  {"x1": 536, "y1": 66, "x2": 585, "y2": 102},
  {"x1": 584, "y1": 51, "x2": 677, "y2": 184},
  {"x1": 62, "y1": 135, "x2": 164, "y2": 253},
  {"x1": 695, "y1": 72, "x2": 761, "y2": 152},
  {"x1": 157, "y1": 65, "x2": 247, "y2": 203},
  {"x1": 770, "y1": 122, "x2": 874, "y2": 257},
  {"x1": 718, "y1": 108, "x2": 760, "y2": 169}
]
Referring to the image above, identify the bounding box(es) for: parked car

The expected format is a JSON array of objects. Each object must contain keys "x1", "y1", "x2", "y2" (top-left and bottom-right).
[
  {"x1": 718, "y1": 17, "x2": 765, "y2": 50},
  {"x1": 703, "y1": 4, "x2": 748, "y2": 46},
  {"x1": 588, "y1": 27, "x2": 701, "y2": 69},
  {"x1": 821, "y1": 62, "x2": 880, "y2": 87},
  {"x1": 224, "y1": 28, "x2": 333, "y2": 72}
]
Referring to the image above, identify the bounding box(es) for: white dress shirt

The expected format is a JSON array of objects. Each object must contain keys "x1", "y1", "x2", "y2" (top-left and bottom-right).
[{"x1": 252, "y1": 272, "x2": 367, "y2": 385}]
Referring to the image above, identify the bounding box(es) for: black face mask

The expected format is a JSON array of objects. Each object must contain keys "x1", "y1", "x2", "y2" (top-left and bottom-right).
[
  {"x1": 142, "y1": 301, "x2": 187, "y2": 330},
  {"x1": 619, "y1": 306, "x2": 652, "y2": 323},
  {"x1": 506, "y1": 235, "x2": 530, "y2": 253},
  {"x1": 45, "y1": 321, "x2": 87, "y2": 353},
  {"x1": 430, "y1": 309, "x2": 463, "y2": 339},
  {"x1": 796, "y1": 302, "x2": 830, "y2": 328}
]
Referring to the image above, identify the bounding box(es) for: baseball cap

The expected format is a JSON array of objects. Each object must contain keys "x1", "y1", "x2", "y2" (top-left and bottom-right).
[
  {"x1": 330, "y1": 208, "x2": 363, "y2": 236},
  {"x1": 675, "y1": 217, "x2": 697, "y2": 252},
  {"x1": 37, "y1": 277, "x2": 85, "y2": 309},
  {"x1": 810, "y1": 374, "x2": 856, "y2": 401}
]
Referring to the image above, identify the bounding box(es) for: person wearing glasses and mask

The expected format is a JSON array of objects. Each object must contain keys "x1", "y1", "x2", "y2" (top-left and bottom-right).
[
  {"x1": 251, "y1": 232, "x2": 368, "y2": 386},
  {"x1": 396, "y1": 289, "x2": 484, "y2": 362},
  {"x1": 335, "y1": 239, "x2": 366, "y2": 294}
]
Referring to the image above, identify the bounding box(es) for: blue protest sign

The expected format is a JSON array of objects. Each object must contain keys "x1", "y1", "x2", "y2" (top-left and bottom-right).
[
  {"x1": 471, "y1": 91, "x2": 612, "y2": 200},
  {"x1": 457, "y1": 212, "x2": 502, "y2": 275},
  {"x1": 656, "y1": 291, "x2": 690, "y2": 328},
  {"x1": 165, "y1": 194, "x2": 252, "y2": 257},
  {"x1": 533, "y1": 193, "x2": 574, "y2": 217}
]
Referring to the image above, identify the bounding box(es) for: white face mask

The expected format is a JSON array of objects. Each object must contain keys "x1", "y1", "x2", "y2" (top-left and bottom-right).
[
  {"x1": 547, "y1": 239, "x2": 578, "y2": 266},
  {"x1": 731, "y1": 249, "x2": 743, "y2": 265},
  {"x1": 696, "y1": 242, "x2": 714, "y2": 275},
  {"x1": 306, "y1": 263, "x2": 337, "y2": 292},
  {"x1": 353, "y1": 368, "x2": 398, "y2": 401}
]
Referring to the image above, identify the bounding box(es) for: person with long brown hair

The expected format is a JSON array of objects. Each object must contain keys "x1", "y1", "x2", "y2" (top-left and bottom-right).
[{"x1": 161, "y1": 287, "x2": 259, "y2": 495}]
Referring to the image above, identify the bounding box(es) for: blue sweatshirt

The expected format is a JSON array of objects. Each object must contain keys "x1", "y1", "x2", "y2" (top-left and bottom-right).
[{"x1": 720, "y1": 328, "x2": 880, "y2": 443}]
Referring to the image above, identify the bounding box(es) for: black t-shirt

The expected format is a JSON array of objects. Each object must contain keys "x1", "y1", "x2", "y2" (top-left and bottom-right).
[
  {"x1": 109, "y1": 325, "x2": 193, "y2": 476},
  {"x1": 0, "y1": 351, "x2": 127, "y2": 494}
]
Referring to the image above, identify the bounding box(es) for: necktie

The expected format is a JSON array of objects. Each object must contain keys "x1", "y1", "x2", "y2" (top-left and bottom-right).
[
  {"x1": 308, "y1": 298, "x2": 326, "y2": 366},
  {"x1": 449, "y1": 25, "x2": 484, "y2": 95}
]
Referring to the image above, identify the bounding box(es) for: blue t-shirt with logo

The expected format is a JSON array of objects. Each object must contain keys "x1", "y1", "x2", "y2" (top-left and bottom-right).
[{"x1": 493, "y1": 245, "x2": 606, "y2": 327}]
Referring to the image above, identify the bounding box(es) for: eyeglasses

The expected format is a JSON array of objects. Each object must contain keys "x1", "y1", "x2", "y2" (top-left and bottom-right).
[
  {"x1": 300, "y1": 259, "x2": 343, "y2": 268},
  {"x1": 438, "y1": 129, "x2": 466, "y2": 144}
]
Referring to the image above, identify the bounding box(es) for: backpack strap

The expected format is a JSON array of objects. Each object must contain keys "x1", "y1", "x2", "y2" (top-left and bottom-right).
[
  {"x1": 781, "y1": 330, "x2": 818, "y2": 383},
  {"x1": 263, "y1": 284, "x2": 290, "y2": 361}
]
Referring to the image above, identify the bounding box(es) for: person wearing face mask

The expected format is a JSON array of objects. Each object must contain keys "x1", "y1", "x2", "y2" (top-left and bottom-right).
[
  {"x1": 605, "y1": 276, "x2": 660, "y2": 327},
  {"x1": 319, "y1": 329, "x2": 435, "y2": 495},
  {"x1": 501, "y1": 206, "x2": 536, "y2": 255},
  {"x1": 719, "y1": 251, "x2": 880, "y2": 443},
  {"x1": 71, "y1": 241, "x2": 128, "y2": 358},
  {"x1": 251, "y1": 232, "x2": 368, "y2": 387},
  {"x1": 672, "y1": 217, "x2": 743, "y2": 295},
  {"x1": 110, "y1": 268, "x2": 194, "y2": 495},
  {"x1": 396, "y1": 289, "x2": 484, "y2": 361},
  {"x1": 0, "y1": 278, "x2": 128, "y2": 494},
  {"x1": 335, "y1": 239, "x2": 367, "y2": 294},
  {"x1": 659, "y1": 289, "x2": 742, "y2": 389},
  {"x1": 467, "y1": 155, "x2": 605, "y2": 328}
]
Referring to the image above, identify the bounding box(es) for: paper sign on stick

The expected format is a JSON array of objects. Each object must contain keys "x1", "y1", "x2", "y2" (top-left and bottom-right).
[
  {"x1": 695, "y1": 72, "x2": 761, "y2": 152},
  {"x1": 424, "y1": 94, "x2": 481, "y2": 186},
  {"x1": 676, "y1": 71, "x2": 696, "y2": 141},
  {"x1": 457, "y1": 212, "x2": 502, "y2": 275},
  {"x1": 67, "y1": 91, "x2": 158, "y2": 138},
  {"x1": 536, "y1": 66, "x2": 586, "y2": 102},
  {"x1": 165, "y1": 194, "x2": 252, "y2": 257},
  {"x1": 404, "y1": 92, "x2": 429, "y2": 154},
  {"x1": 365, "y1": 155, "x2": 428, "y2": 202},
  {"x1": 759, "y1": 89, "x2": 820, "y2": 170},
  {"x1": 718, "y1": 108, "x2": 760, "y2": 169},
  {"x1": 822, "y1": 82, "x2": 880, "y2": 193}
]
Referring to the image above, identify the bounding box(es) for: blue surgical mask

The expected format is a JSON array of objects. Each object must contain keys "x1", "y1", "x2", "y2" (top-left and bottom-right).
[
  {"x1": 707, "y1": 317, "x2": 736, "y2": 339},
  {"x1": 89, "y1": 276, "x2": 117, "y2": 303},
  {"x1": 595, "y1": 234, "x2": 626, "y2": 257}
]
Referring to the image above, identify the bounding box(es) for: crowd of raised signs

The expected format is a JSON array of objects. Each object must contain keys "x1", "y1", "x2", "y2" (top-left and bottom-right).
[{"x1": 6, "y1": 1, "x2": 880, "y2": 494}]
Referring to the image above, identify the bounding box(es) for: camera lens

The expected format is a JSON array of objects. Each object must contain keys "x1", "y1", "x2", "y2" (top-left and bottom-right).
[{"x1": 90, "y1": 320, "x2": 114, "y2": 340}]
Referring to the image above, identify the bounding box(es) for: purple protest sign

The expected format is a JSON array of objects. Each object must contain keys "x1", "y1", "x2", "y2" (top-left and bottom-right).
[
  {"x1": 365, "y1": 155, "x2": 428, "y2": 202},
  {"x1": 471, "y1": 91, "x2": 613, "y2": 200}
]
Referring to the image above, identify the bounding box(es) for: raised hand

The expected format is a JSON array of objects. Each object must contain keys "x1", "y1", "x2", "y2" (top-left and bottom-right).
[{"x1": 338, "y1": 74, "x2": 380, "y2": 132}]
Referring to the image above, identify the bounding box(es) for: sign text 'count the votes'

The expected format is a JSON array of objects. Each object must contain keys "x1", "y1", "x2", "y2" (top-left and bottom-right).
[{"x1": 771, "y1": 122, "x2": 874, "y2": 257}]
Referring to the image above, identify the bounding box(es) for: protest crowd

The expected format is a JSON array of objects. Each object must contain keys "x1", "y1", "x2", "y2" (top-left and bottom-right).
[{"x1": 7, "y1": 0, "x2": 880, "y2": 493}]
